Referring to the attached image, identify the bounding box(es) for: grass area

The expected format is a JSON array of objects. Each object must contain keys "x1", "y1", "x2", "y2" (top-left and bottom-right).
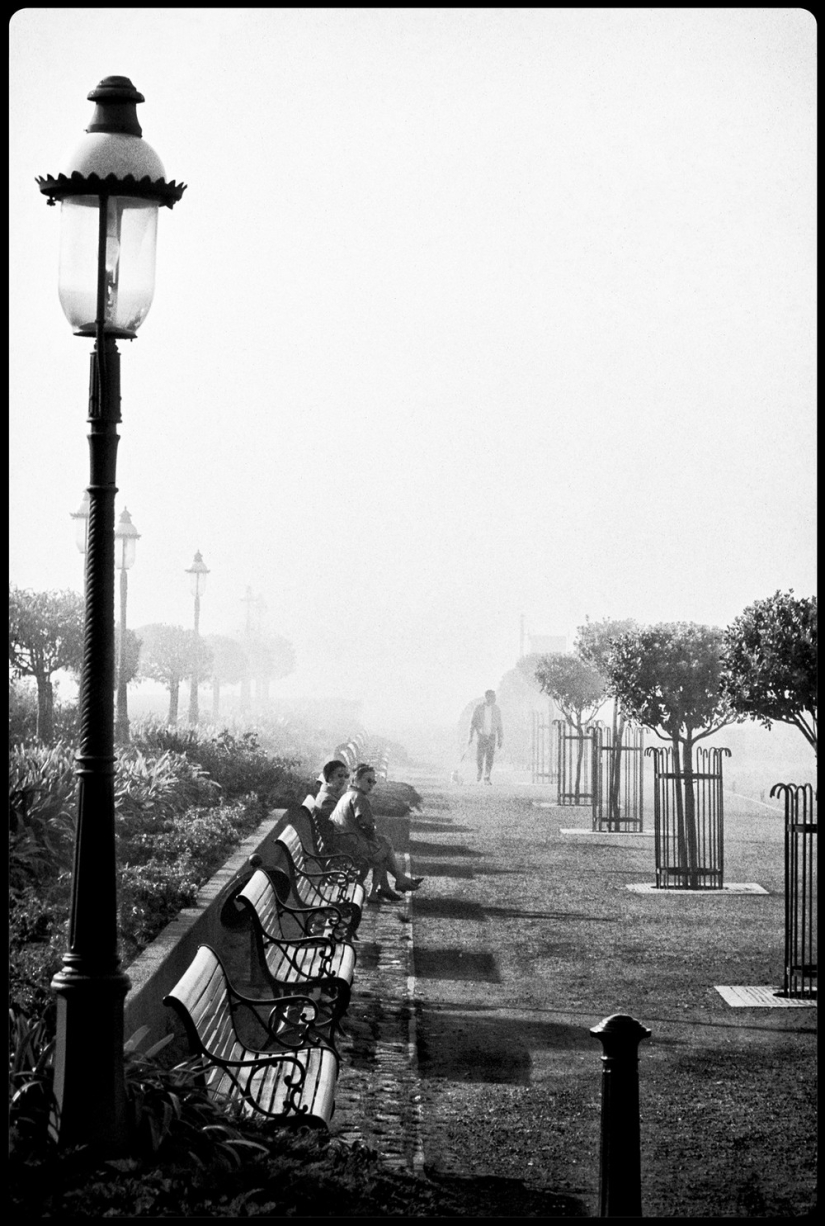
[{"x1": 408, "y1": 781, "x2": 817, "y2": 1218}]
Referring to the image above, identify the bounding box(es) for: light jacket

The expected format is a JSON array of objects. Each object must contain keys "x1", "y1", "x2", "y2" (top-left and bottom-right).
[{"x1": 469, "y1": 701, "x2": 503, "y2": 745}]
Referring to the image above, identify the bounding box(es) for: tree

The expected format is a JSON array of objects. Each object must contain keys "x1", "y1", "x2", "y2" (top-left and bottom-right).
[
  {"x1": 603, "y1": 622, "x2": 739, "y2": 881},
  {"x1": 134, "y1": 624, "x2": 199, "y2": 725},
  {"x1": 533, "y1": 652, "x2": 607, "y2": 800},
  {"x1": 115, "y1": 626, "x2": 141, "y2": 690},
  {"x1": 245, "y1": 632, "x2": 296, "y2": 712},
  {"x1": 721, "y1": 591, "x2": 817, "y2": 755},
  {"x1": 575, "y1": 616, "x2": 640, "y2": 826},
  {"x1": 203, "y1": 634, "x2": 248, "y2": 720},
  {"x1": 9, "y1": 585, "x2": 85, "y2": 743}
]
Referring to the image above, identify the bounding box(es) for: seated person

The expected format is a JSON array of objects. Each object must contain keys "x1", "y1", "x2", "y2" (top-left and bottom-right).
[
  {"x1": 313, "y1": 758, "x2": 352, "y2": 847},
  {"x1": 328, "y1": 763, "x2": 423, "y2": 904}
]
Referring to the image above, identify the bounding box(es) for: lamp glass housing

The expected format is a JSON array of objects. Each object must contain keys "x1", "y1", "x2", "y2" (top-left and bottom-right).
[
  {"x1": 58, "y1": 195, "x2": 158, "y2": 337},
  {"x1": 71, "y1": 493, "x2": 90, "y2": 554},
  {"x1": 116, "y1": 534, "x2": 137, "y2": 571},
  {"x1": 189, "y1": 568, "x2": 207, "y2": 598}
]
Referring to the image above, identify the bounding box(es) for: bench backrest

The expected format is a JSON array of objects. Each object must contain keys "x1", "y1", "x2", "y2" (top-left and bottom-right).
[
  {"x1": 239, "y1": 867, "x2": 283, "y2": 938},
  {"x1": 277, "y1": 823, "x2": 316, "y2": 874},
  {"x1": 164, "y1": 945, "x2": 239, "y2": 1062}
]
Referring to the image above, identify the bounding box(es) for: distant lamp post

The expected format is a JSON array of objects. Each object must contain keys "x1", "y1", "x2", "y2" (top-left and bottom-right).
[
  {"x1": 114, "y1": 508, "x2": 140, "y2": 742},
  {"x1": 186, "y1": 551, "x2": 209, "y2": 725},
  {"x1": 37, "y1": 75, "x2": 185, "y2": 1154},
  {"x1": 70, "y1": 490, "x2": 91, "y2": 557}
]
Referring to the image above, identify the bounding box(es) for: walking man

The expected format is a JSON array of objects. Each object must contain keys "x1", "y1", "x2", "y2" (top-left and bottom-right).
[{"x1": 469, "y1": 689, "x2": 504, "y2": 784}]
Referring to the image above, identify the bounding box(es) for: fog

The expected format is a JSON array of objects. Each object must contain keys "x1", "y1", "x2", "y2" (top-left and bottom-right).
[{"x1": 9, "y1": 10, "x2": 815, "y2": 749}]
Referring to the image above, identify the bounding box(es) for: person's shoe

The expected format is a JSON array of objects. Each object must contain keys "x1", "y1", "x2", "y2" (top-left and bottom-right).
[
  {"x1": 484, "y1": 778, "x2": 492, "y2": 785},
  {"x1": 397, "y1": 877, "x2": 424, "y2": 892},
  {"x1": 376, "y1": 887, "x2": 402, "y2": 902},
  {"x1": 366, "y1": 893, "x2": 386, "y2": 906}
]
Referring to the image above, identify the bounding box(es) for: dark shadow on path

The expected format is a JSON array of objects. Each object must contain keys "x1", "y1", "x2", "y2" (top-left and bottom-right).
[
  {"x1": 421, "y1": 1171, "x2": 590, "y2": 1218},
  {"x1": 416, "y1": 1006, "x2": 593, "y2": 1084},
  {"x1": 414, "y1": 946, "x2": 500, "y2": 983},
  {"x1": 409, "y1": 839, "x2": 484, "y2": 858},
  {"x1": 414, "y1": 861, "x2": 476, "y2": 878},
  {"x1": 409, "y1": 819, "x2": 476, "y2": 833}
]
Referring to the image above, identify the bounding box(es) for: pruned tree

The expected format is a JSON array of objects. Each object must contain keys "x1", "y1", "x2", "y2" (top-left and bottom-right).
[
  {"x1": 575, "y1": 616, "x2": 640, "y2": 826},
  {"x1": 9, "y1": 585, "x2": 85, "y2": 744},
  {"x1": 134, "y1": 623, "x2": 199, "y2": 725},
  {"x1": 534, "y1": 652, "x2": 607, "y2": 799},
  {"x1": 203, "y1": 633, "x2": 248, "y2": 720},
  {"x1": 721, "y1": 591, "x2": 817, "y2": 755},
  {"x1": 603, "y1": 621, "x2": 740, "y2": 879}
]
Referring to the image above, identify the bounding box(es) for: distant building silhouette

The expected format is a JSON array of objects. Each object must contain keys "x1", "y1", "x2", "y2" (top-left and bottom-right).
[{"x1": 528, "y1": 634, "x2": 566, "y2": 655}]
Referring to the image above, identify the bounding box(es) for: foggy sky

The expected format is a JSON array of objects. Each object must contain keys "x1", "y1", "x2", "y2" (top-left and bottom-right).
[{"x1": 9, "y1": 9, "x2": 816, "y2": 733}]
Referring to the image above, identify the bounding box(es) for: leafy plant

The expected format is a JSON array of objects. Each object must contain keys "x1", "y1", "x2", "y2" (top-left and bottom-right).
[{"x1": 9, "y1": 741, "x2": 77, "y2": 889}]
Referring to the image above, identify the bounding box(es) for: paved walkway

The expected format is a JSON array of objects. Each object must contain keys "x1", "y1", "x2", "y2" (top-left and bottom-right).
[{"x1": 332, "y1": 882, "x2": 423, "y2": 1170}]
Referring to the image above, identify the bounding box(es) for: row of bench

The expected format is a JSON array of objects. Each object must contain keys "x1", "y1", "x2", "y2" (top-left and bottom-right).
[{"x1": 163, "y1": 799, "x2": 376, "y2": 1130}]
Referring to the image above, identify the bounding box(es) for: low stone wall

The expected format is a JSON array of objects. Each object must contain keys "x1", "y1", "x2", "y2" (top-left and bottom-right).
[{"x1": 122, "y1": 807, "x2": 290, "y2": 1059}]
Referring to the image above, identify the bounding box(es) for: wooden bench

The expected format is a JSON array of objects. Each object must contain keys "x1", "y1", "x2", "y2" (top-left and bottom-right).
[
  {"x1": 287, "y1": 806, "x2": 362, "y2": 876},
  {"x1": 268, "y1": 836, "x2": 364, "y2": 936},
  {"x1": 163, "y1": 944, "x2": 339, "y2": 1129},
  {"x1": 237, "y1": 867, "x2": 356, "y2": 1030}
]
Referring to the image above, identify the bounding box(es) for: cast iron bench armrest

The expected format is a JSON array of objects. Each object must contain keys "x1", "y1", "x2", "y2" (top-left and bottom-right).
[
  {"x1": 224, "y1": 982, "x2": 329, "y2": 1051},
  {"x1": 265, "y1": 889, "x2": 355, "y2": 943},
  {"x1": 163, "y1": 945, "x2": 340, "y2": 1128},
  {"x1": 261, "y1": 932, "x2": 339, "y2": 980},
  {"x1": 295, "y1": 845, "x2": 363, "y2": 881}
]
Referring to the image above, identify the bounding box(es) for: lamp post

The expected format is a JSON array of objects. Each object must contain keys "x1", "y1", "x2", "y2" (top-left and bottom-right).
[
  {"x1": 186, "y1": 551, "x2": 209, "y2": 725},
  {"x1": 37, "y1": 76, "x2": 185, "y2": 1154},
  {"x1": 70, "y1": 490, "x2": 91, "y2": 561},
  {"x1": 115, "y1": 508, "x2": 140, "y2": 743}
]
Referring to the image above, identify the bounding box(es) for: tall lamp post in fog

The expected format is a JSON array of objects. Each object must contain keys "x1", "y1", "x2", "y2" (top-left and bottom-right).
[
  {"x1": 70, "y1": 490, "x2": 91, "y2": 567},
  {"x1": 186, "y1": 551, "x2": 209, "y2": 725},
  {"x1": 37, "y1": 75, "x2": 185, "y2": 1153},
  {"x1": 114, "y1": 508, "x2": 140, "y2": 742}
]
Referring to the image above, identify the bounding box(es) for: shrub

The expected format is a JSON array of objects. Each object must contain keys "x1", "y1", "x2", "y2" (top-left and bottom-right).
[
  {"x1": 133, "y1": 722, "x2": 312, "y2": 807},
  {"x1": 115, "y1": 746, "x2": 221, "y2": 837},
  {"x1": 9, "y1": 741, "x2": 77, "y2": 890}
]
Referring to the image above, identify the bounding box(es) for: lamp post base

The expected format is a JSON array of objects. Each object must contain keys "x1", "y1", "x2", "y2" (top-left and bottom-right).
[{"x1": 50, "y1": 964, "x2": 132, "y2": 1153}]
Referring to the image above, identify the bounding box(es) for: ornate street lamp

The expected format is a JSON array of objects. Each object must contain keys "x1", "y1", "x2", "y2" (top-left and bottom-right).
[
  {"x1": 115, "y1": 508, "x2": 140, "y2": 743},
  {"x1": 185, "y1": 550, "x2": 209, "y2": 725},
  {"x1": 70, "y1": 490, "x2": 91, "y2": 557},
  {"x1": 37, "y1": 76, "x2": 185, "y2": 1154}
]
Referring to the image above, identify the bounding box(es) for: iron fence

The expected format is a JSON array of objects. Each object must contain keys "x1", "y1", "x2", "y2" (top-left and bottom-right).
[
  {"x1": 531, "y1": 711, "x2": 557, "y2": 784},
  {"x1": 770, "y1": 782, "x2": 817, "y2": 999},
  {"x1": 592, "y1": 723, "x2": 645, "y2": 832},
  {"x1": 646, "y1": 745, "x2": 729, "y2": 889}
]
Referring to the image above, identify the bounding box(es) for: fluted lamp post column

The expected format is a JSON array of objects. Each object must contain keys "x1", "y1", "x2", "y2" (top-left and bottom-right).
[
  {"x1": 37, "y1": 75, "x2": 185, "y2": 1154},
  {"x1": 186, "y1": 551, "x2": 209, "y2": 725},
  {"x1": 115, "y1": 508, "x2": 140, "y2": 743}
]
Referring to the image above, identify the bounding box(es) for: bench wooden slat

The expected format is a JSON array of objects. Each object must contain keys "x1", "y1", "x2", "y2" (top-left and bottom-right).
[
  {"x1": 238, "y1": 869, "x2": 356, "y2": 1027},
  {"x1": 164, "y1": 945, "x2": 338, "y2": 1129}
]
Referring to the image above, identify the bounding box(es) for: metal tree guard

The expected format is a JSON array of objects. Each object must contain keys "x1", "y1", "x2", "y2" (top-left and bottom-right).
[
  {"x1": 770, "y1": 783, "x2": 817, "y2": 999},
  {"x1": 592, "y1": 723, "x2": 645, "y2": 832},
  {"x1": 531, "y1": 709, "x2": 557, "y2": 785},
  {"x1": 646, "y1": 745, "x2": 730, "y2": 889},
  {"x1": 556, "y1": 718, "x2": 600, "y2": 806}
]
